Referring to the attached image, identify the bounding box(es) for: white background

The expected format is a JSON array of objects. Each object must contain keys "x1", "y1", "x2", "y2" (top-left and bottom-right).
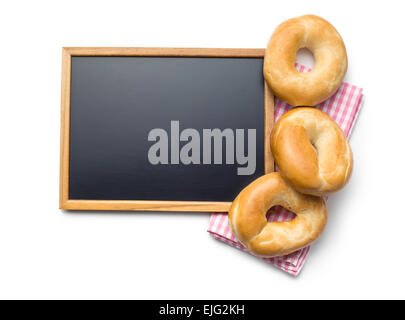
[{"x1": 0, "y1": 0, "x2": 404, "y2": 299}]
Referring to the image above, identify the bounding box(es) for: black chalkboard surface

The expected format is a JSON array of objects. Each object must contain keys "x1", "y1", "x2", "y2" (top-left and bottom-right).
[{"x1": 60, "y1": 48, "x2": 273, "y2": 212}]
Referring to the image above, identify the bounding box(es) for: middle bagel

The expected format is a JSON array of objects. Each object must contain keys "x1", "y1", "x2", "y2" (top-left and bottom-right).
[{"x1": 271, "y1": 107, "x2": 353, "y2": 196}]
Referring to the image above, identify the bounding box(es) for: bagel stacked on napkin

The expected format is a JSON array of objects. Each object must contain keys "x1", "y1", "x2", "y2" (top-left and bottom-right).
[{"x1": 229, "y1": 15, "x2": 352, "y2": 258}]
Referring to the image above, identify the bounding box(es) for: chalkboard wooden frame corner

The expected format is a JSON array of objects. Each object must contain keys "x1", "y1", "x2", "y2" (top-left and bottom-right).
[{"x1": 59, "y1": 47, "x2": 274, "y2": 212}]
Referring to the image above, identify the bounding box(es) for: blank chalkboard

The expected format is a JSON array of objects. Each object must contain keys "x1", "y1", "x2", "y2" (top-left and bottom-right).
[{"x1": 60, "y1": 48, "x2": 273, "y2": 212}]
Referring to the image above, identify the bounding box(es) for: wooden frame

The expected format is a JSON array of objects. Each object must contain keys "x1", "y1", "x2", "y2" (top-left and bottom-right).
[{"x1": 60, "y1": 47, "x2": 274, "y2": 212}]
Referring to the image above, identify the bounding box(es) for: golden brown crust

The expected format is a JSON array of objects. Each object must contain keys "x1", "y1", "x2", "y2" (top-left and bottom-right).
[
  {"x1": 271, "y1": 108, "x2": 353, "y2": 196},
  {"x1": 263, "y1": 15, "x2": 347, "y2": 106},
  {"x1": 228, "y1": 172, "x2": 327, "y2": 258}
]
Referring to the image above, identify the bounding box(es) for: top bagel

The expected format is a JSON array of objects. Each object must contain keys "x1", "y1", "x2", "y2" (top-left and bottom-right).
[{"x1": 264, "y1": 15, "x2": 348, "y2": 106}]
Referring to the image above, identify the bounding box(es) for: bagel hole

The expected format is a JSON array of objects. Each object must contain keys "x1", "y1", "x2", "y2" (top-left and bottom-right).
[
  {"x1": 266, "y1": 206, "x2": 297, "y2": 222},
  {"x1": 310, "y1": 140, "x2": 318, "y2": 153},
  {"x1": 296, "y1": 48, "x2": 315, "y2": 71}
]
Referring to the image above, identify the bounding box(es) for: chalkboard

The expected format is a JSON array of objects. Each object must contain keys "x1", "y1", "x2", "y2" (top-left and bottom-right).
[{"x1": 60, "y1": 48, "x2": 274, "y2": 212}]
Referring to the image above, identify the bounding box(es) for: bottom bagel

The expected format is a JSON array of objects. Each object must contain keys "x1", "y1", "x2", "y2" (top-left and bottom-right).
[{"x1": 228, "y1": 172, "x2": 327, "y2": 258}]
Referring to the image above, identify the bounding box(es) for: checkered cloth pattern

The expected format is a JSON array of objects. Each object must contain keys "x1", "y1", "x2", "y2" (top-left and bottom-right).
[{"x1": 207, "y1": 63, "x2": 364, "y2": 276}]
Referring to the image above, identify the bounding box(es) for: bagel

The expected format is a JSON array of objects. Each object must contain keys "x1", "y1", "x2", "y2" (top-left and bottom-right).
[
  {"x1": 229, "y1": 172, "x2": 327, "y2": 258},
  {"x1": 263, "y1": 15, "x2": 348, "y2": 106},
  {"x1": 271, "y1": 107, "x2": 353, "y2": 196}
]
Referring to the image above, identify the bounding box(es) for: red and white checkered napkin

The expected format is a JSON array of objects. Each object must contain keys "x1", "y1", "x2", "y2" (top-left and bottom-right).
[{"x1": 208, "y1": 63, "x2": 364, "y2": 276}]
